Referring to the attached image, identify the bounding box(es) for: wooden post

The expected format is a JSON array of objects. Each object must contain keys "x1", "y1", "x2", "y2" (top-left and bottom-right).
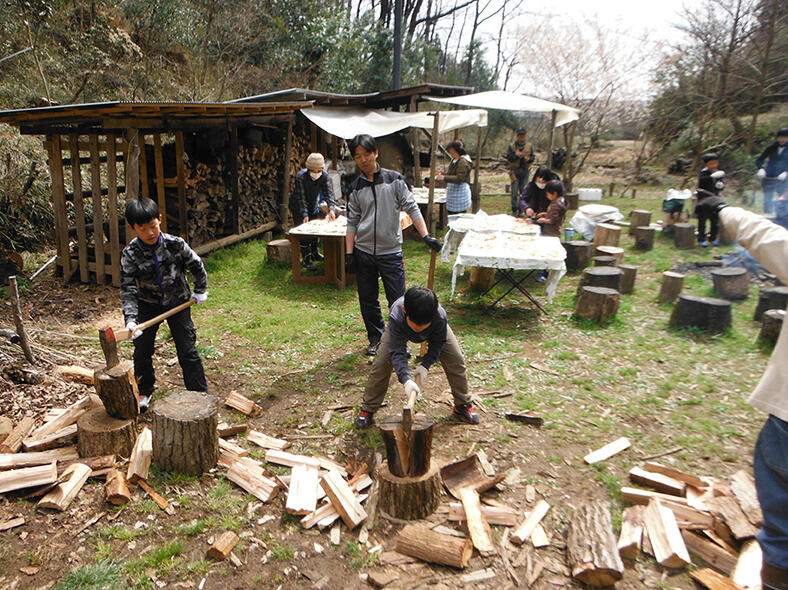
[
  {"x1": 47, "y1": 134, "x2": 71, "y2": 280},
  {"x1": 9, "y1": 276, "x2": 35, "y2": 364},
  {"x1": 70, "y1": 135, "x2": 89, "y2": 283},
  {"x1": 619, "y1": 264, "x2": 638, "y2": 294},
  {"x1": 427, "y1": 111, "x2": 440, "y2": 234},
  {"x1": 670, "y1": 294, "x2": 732, "y2": 333},
  {"x1": 575, "y1": 287, "x2": 620, "y2": 323},
  {"x1": 674, "y1": 223, "x2": 695, "y2": 248},
  {"x1": 152, "y1": 390, "x2": 219, "y2": 475},
  {"x1": 280, "y1": 115, "x2": 294, "y2": 225},
  {"x1": 228, "y1": 127, "x2": 240, "y2": 235},
  {"x1": 410, "y1": 102, "x2": 422, "y2": 186},
  {"x1": 175, "y1": 132, "x2": 188, "y2": 240},
  {"x1": 629, "y1": 210, "x2": 652, "y2": 235},
  {"x1": 138, "y1": 134, "x2": 149, "y2": 199},
  {"x1": 106, "y1": 134, "x2": 121, "y2": 287},
  {"x1": 658, "y1": 271, "x2": 685, "y2": 303},
  {"x1": 89, "y1": 135, "x2": 105, "y2": 284},
  {"x1": 634, "y1": 226, "x2": 655, "y2": 250},
  {"x1": 472, "y1": 125, "x2": 483, "y2": 213},
  {"x1": 547, "y1": 109, "x2": 557, "y2": 169}
]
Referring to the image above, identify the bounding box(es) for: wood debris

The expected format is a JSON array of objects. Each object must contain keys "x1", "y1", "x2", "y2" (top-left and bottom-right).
[
  {"x1": 247, "y1": 430, "x2": 290, "y2": 451},
  {"x1": 584, "y1": 437, "x2": 631, "y2": 464},
  {"x1": 224, "y1": 391, "x2": 263, "y2": 416}
]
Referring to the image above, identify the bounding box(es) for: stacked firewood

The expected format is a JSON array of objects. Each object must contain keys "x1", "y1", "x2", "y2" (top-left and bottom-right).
[{"x1": 186, "y1": 161, "x2": 230, "y2": 246}]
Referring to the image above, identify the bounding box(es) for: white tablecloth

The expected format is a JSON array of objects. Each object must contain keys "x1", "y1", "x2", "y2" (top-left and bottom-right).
[
  {"x1": 412, "y1": 187, "x2": 447, "y2": 204},
  {"x1": 441, "y1": 211, "x2": 540, "y2": 263}
]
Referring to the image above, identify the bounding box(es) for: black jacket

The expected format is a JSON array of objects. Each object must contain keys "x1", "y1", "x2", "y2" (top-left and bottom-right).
[
  {"x1": 697, "y1": 168, "x2": 725, "y2": 199},
  {"x1": 289, "y1": 170, "x2": 335, "y2": 221}
]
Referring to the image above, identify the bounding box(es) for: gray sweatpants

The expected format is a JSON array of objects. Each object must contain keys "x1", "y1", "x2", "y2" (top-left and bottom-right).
[{"x1": 361, "y1": 324, "x2": 472, "y2": 413}]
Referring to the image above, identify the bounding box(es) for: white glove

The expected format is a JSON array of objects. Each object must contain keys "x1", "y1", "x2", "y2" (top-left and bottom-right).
[
  {"x1": 711, "y1": 170, "x2": 725, "y2": 179},
  {"x1": 126, "y1": 321, "x2": 142, "y2": 340},
  {"x1": 413, "y1": 365, "x2": 429, "y2": 385},
  {"x1": 756, "y1": 168, "x2": 766, "y2": 179},
  {"x1": 403, "y1": 379, "x2": 420, "y2": 400},
  {"x1": 779, "y1": 172, "x2": 788, "y2": 182},
  {"x1": 192, "y1": 292, "x2": 208, "y2": 304}
]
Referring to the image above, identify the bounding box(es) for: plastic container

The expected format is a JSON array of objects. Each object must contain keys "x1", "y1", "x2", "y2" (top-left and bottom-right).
[
  {"x1": 564, "y1": 227, "x2": 575, "y2": 241},
  {"x1": 578, "y1": 188, "x2": 603, "y2": 201}
]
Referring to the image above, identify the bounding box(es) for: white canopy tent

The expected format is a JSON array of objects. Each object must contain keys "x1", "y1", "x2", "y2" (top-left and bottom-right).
[{"x1": 425, "y1": 91, "x2": 579, "y2": 127}]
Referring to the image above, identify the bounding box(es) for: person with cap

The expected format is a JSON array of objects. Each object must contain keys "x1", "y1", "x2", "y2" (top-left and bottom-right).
[
  {"x1": 345, "y1": 134, "x2": 443, "y2": 357},
  {"x1": 505, "y1": 127, "x2": 535, "y2": 217},
  {"x1": 288, "y1": 153, "x2": 336, "y2": 271},
  {"x1": 755, "y1": 128, "x2": 788, "y2": 215},
  {"x1": 696, "y1": 152, "x2": 726, "y2": 246}
]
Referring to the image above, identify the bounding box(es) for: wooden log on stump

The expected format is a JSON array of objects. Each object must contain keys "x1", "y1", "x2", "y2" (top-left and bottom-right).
[
  {"x1": 670, "y1": 294, "x2": 732, "y2": 333},
  {"x1": 566, "y1": 193, "x2": 579, "y2": 210},
  {"x1": 378, "y1": 414, "x2": 433, "y2": 477},
  {"x1": 595, "y1": 246, "x2": 624, "y2": 265},
  {"x1": 593, "y1": 223, "x2": 621, "y2": 248},
  {"x1": 658, "y1": 271, "x2": 685, "y2": 303},
  {"x1": 634, "y1": 226, "x2": 656, "y2": 250},
  {"x1": 562, "y1": 240, "x2": 594, "y2": 271},
  {"x1": 577, "y1": 266, "x2": 622, "y2": 295},
  {"x1": 266, "y1": 239, "x2": 291, "y2": 264},
  {"x1": 77, "y1": 408, "x2": 136, "y2": 458},
  {"x1": 94, "y1": 360, "x2": 139, "y2": 420},
  {"x1": 593, "y1": 255, "x2": 617, "y2": 267},
  {"x1": 469, "y1": 266, "x2": 495, "y2": 291},
  {"x1": 619, "y1": 264, "x2": 638, "y2": 294},
  {"x1": 567, "y1": 500, "x2": 625, "y2": 586},
  {"x1": 152, "y1": 390, "x2": 219, "y2": 476},
  {"x1": 575, "y1": 287, "x2": 620, "y2": 323},
  {"x1": 674, "y1": 223, "x2": 695, "y2": 248},
  {"x1": 629, "y1": 210, "x2": 652, "y2": 235},
  {"x1": 758, "y1": 310, "x2": 784, "y2": 346},
  {"x1": 754, "y1": 286, "x2": 788, "y2": 321},
  {"x1": 711, "y1": 267, "x2": 750, "y2": 300},
  {"x1": 378, "y1": 461, "x2": 441, "y2": 520},
  {"x1": 395, "y1": 523, "x2": 473, "y2": 569}
]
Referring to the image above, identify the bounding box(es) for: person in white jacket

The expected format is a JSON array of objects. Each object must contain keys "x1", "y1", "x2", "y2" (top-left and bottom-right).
[{"x1": 708, "y1": 200, "x2": 788, "y2": 590}]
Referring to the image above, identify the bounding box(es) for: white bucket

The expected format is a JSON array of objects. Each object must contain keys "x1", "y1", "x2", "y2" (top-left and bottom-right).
[{"x1": 578, "y1": 188, "x2": 603, "y2": 201}]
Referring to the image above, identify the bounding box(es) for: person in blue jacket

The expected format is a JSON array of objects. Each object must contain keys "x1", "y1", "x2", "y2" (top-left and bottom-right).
[{"x1": 755, "y1": 128, "x2": 788, "y2": 215}]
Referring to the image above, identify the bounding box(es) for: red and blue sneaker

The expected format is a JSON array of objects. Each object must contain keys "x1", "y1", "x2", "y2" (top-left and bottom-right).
[
  {"x1": 355, "y1": 410, "x2": 374, "y2": 430},
  {"x1": 453, "y1": 403, "x2": 479, "y2": 424}
]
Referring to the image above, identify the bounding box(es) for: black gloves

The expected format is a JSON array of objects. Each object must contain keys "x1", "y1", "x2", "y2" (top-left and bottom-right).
[
  {"x1": 345, "y1": 252, "x2": 356, "y2": 274},
  {"x1": 696, "y1": 196, "x2": 727, "y2": 217},
  {"x1": 424, "y1": 234, "x2": 442, "y2": 252}
]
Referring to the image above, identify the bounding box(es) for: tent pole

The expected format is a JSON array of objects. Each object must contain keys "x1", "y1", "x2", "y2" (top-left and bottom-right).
[
  {"x1": 547, "y1": 109, "x2": 557, "y2": 170},
  {"x1": 472, "y1": 125, "x2": 483, "y2": 213},
  {"x1": 427, "y1": 112, "x2": 440, "y2": 234}
]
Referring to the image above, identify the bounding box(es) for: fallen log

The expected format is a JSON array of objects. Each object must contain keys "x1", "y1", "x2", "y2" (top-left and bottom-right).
[{"x1": 395, "y1": 524, "x2": 473, "y2": 569}]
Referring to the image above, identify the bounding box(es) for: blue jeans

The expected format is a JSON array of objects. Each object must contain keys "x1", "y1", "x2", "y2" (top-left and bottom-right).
[
  {"x1": 763, "y1": 178, "x2": 787, "y2": 215},
  {"x1": 353, "y1": 250, "x2": 406, "y2": 345},
  {"x1": 755, "y1": 415, "x2": 788, "y2": 569}
]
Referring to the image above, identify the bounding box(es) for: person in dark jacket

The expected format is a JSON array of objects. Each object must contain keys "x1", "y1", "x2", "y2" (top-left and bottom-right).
[
  {"x1": 519, "y1": 166, "x2": 562, "y2": 218},
  {"x1": 696, "y1": 153, "x2": 726, "y2": 246},
  {"x1": 288, "y1": 153, "x2": 336, "y2": 271},
  {"x1": 755, "y1": 128, "x2": 788, "y2": 215},
  {"x1": 345, "y1": 134, "x2": 442, "y2": 356},
  {"x1": 121, "y1": 198, "x2": 208, "y2": 410},
  {"x1": 354, "y1": 287, "x2": 478, "y2": 429},
  {"x1": 505, "y1": 127, "x2": 535, "y2": 216},
  {"x1": 436, "y1": 140, "x2": 473, "y2": 214}
]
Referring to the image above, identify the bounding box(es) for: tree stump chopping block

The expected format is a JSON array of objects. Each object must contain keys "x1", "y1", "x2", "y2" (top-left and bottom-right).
[
  {"x1": 754, "y1": 286, "x2": 788, "y2": 321},
  {"x1": 593, "y1": 256, "x2": 617, "y2": 267},
  {"x1": 566, "y1": 193, "x2": 579, "y2": 210},
  {"x1": 673, "y1": 223, "x2": 695, "y2": 248},
  {"x1": 618, "y1": 264, "x2": 638, "y2": 294},
  {"x1": 94, "y1": 360, "x2": 139, "y2": 420},
  {"x1": 77, "y1": 408, "x2": 136, "y2": 458},
  {"x1": 711, "y1": 267, "x2": 750, "y2": 300},
  {"x1": 595, "y1": 246, "x2": 624, "y2": 265},
  {"x1": 152, "y1": 390, "x2": 219, "y2": 476},
  {"x1": 670, "y1": 294, "x2": 732, "y2": 333},
  {"x1": 575, "y1": 287, "x2": 620, "y2": 324},
  {"x1": 758, "y1": 309, "x2": 785, "y2": 346},
  {"x1": 379, "y1": 414, "x2": 434, "y2": 477},
  {"x1": 629, "y1": 210, "x2": 652, "y2": 235},
  {"x1": 634, "y1": 226, "x2": 655, "y2": 250},
  {"x1": 469, "y1": 267, "x2": 495, "y2": 291},
  {"x1": 378, "y1": 462, "x2": 442, "y2": 521},
  {"x1": 562, "y1": 241, "x2": 594, "y2": 271},
  {"x1": 593, "y1": 223, "x2": 621, "y2": 248},
  {"x1": 577, "y1": 266, "x2": 623, "y2": 296},
  {"x1": 266, "y1": 239, "x2": 291, "y2": 265},
  {"x1": 658, "y1": 271, "x2": 685, "y2": 303}
]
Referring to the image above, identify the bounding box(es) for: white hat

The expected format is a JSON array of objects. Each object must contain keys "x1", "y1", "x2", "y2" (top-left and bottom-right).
[{"x1": 306, "y1": 153, "x2": 325, "y2": 170}]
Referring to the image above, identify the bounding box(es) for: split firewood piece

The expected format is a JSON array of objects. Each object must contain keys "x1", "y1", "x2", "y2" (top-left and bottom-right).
[
  {"x1": 321, "y1": 470, "x2": 367, "y2": 529},
  {"x1": 461, "y1": 569, "x2": 496, "y2": 583},
  {"x1": 617, "y1": 505, "x2": 644, "y2": 560},
  {"x1": 59, "y1": 455, "x2": 116, "y2": 478},
  {"x1": 0, "y1": 417, "x2": 11, "y2": 444},
  {"x1": 285, "y1": 463, "x2": 319, "y2": 515},
  {"x1": 38, "y1": 463, "x2": 91, "y2": 511},
  {"x1": 55, "y1": 365, "x2": 96, "y2": 385},
  {"x1": 642, "y1": 498, "x2": 692, "y2": 567},
  {"x1": 378, "y1": 551, "x2": 418, "y2": 566},
  {"x1": 729, "y1": 470, "x2": 763, "y2": 527},
  {"x1": 475, "y1": 450, "x2": 495, "y2": 476},
  {"x1": 105, "y1": 468, "x2": 132, "y2": 505},
  {"x1": 707, "y1": 496, "x2": 759, "y2": 541},
  {"x1": 511, "y1": 500, "x2": 550, "y2": 544},
  {"x1": 29, "y1": 397, "x2": 93, "y2": 442},
  {"x1": 448, "y1": 502, "x2": 518, "y2": 526},
  {"x1": 458, "y1": 487, "x2": 496, "y2": 556},
  {"x1": 0, "y1": 461, "x2": 57, "y2": 493},
  {"x1": 621, "y1": 486, "x2": 691, "y2": 506},
  {"x1": 0, "y1": 415, "x2": 35, "y2": 453},
  {"x1": 207, "y1": 531, "x2": 239, "y2": 560},
  {"x1": 218, "y1": 438, "x2": 248, "y2": 458},
  {"x1": 300, "y1": 478, "x2": 371, "y2": 529},
  {"x1": 247, "y1": 431, "x2": 290, "y2": 451},
  {"x1": 0, "y1": 446, "x2": 79, "y2": 471},
  {"x1": 682, "y1": 530, "x2": 737, "y2": 575},
  {"x1": 225, "y1": 463, "x2": 279, "y2": 503},
  {"x1": 504, "y1": 413, "x2": 544, "y2": 427},
  {"x1": 644, "y1": 461, "x2": 707, "y2": 489},
  {"x1": 224, "y1": 391, "x2": 263, "y2": 417},
  {"x1": 583, "y1": 437, "x2": 630, "y2": 464},
  {"x1": 126, "y1": 427, "x2": 152, "y2": 483},
  {"x1": 22, "y1": 424, "x2": 78, "y2": 452},
  {"x1": 531, "y1": 524, "x2": 550, "y2": 548},
  {"x1": 691, "y1": 568, "x2": 745, "y2": 590},
  {"x1": 567, "y1": 500, "x2": 624, "y2": 587},
  {"x1": 265, "y1": 449, "x2": 347, "y2": 476},
  {"x1": 136, "y1": 479, "x2": 169, "y2": 510},
  {"x1": 732, "y1": 539, "x2": 762, "y2": 589},
  {"x1": 395, "y1": 524, "x2": 473, "y2": 569},
  {"x1": 217, "y1": 423, "x2": 248, "y2": 438},
  {"x1": 0, "y1": 516, "x2": 25, "y2": 532},
  {"x1": 629, "y1": 467, "x2": 686, "y2": 496}
]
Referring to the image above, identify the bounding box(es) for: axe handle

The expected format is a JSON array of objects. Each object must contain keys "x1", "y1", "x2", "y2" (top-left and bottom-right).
[
  {"x1": 402, "y1": 373, "x2": 423, "y2": 432},
  {"x1": 115, "y1": 299, "x2": 196, "y2": 342}
]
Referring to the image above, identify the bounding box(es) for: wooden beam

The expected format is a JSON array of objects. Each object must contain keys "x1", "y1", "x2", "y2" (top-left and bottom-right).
[
  {"x1": 175, "y1": 132, "x2": 187, "y2": 240},
  {"x1": 106, "y1": 134, "x2": 121, "y2": 287},
  {"x1": 153, "y1": 133, "x2": 167, "y2": 233},
  {"x1": 70, "y1": 134, "x2": 89, "y2": 282},
  {"x1": 46, "y1": 134, "x2": 71, "y2": 280}
]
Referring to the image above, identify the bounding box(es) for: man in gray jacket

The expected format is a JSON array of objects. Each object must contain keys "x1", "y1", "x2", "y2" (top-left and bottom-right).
[{"x1": 345, "y1": 134, "x2": 442, "y2": 356}]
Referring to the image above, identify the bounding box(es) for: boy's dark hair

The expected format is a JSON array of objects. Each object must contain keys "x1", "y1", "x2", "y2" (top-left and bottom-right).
[
  {"x1": 446, "y1": 140, "x2": 467, "y2": 156},
  {"x1": 702, "y1": 153, "x2": 719, "y2": 163},
  {"x1": 404, "y1": 287, "x2": 438, "y2": 326},
  {"x1": 126, "y1": 198, "x2": 159, "y2": 227},
  {"x1": 349, "y1": 134, "x2": 377, "y2": 155},
  {"x1": 776, "y1": 128, "x2": 788, "y2": 137},
  {"x1": 544, "y1": 180, "x2": 563, "y2": 196},
  {"x1": 516, "y1": 127, "x2": 526, "y2": 135},
  {"x1": 532, "y1": 165, "x2": 556, "y2": 183}
]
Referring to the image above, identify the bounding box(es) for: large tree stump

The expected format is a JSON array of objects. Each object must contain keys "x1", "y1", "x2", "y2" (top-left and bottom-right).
[
  {"x1": 674, "y1": 223, "x2": 695, "y2": 248},
  {"x1": 77, "y1": 408, "x2": 136, "y2": 458},
  {"x1": 658, "y1": 271, "x2": 685, "y2": 303},
  {"x1": 266, "y1": 239, "x2": 291, "y2": 264},
  {"x1": 566, "y1": 193, "x2": 579, "y2": 210},
  {"x1": 711, "y1": 267, "x2": 750, "y2": 300},
  {"x1": 378, "y1": 462, "x2": 441, "y2": 520},
  {"x1": 596, "y1": 245, "x2": 624, "y2": 265},
  {"x1": 758, "y1": 309, "x2": 785, "y2": 346},
  {"x1": 152, "y1": 390, "x2": 219, "y2": 475},
  {"x1": 670, "y1": 294, "x2": 732, "y2": 333},
  {"x1": 577, "y1": 266, "x2": 623, "y2": 296},
  {"x1": 469, "y1": 267, "x2": 495, "y2": 291},
  {"x1": 629, "y1": 210, "x2": 652, "y2": 235},
  {"x1": 379, "y1": 414, "x2": 433, "y2": 477},
  {"x1": 754, "y1": 286, "x2": 788, "y2": 321},
  {"x1": 593, "y1": 223, "x2": 621, "y2": 248},
  {"x1": 567, "y1": 500, "x2": 625, "y2": 587},
  {"x1": 634, "y1": 226, "x2": 655, "y2": 250},
  {"x1": 94, "y1": 360, "x2": 139, "y2": 420},
  {"x1": 575, "y1": 287, "x2": 620, "y2": 323},
  {"x1": 593, "y1": 256, "x2": 617, "y2": 267},
  {"x1": 619, "y1": 264, "x2": 638, "y2": 294},
  {"x1": 563, "y1": 241, "x2": 594, "y2": 271}
]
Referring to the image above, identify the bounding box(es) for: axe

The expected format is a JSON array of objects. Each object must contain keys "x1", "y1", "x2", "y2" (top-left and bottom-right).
[{"x1": 114, "y1": 299, "x2": 196, "y2": 343}]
